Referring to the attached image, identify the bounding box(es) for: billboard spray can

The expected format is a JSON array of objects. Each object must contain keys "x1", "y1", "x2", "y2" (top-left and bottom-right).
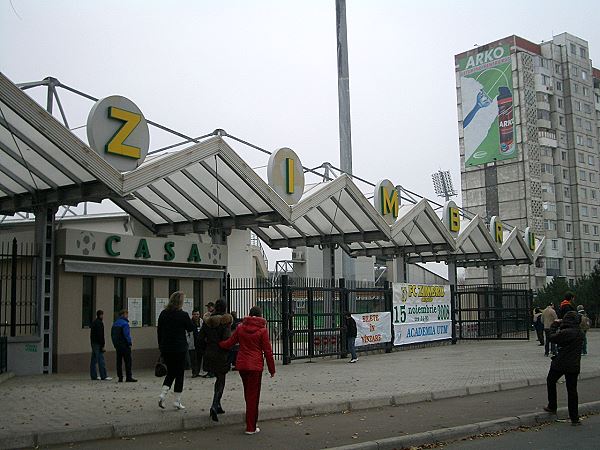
[{"x1": 497, "y1": 86, "x2": 514, "y2": 154}]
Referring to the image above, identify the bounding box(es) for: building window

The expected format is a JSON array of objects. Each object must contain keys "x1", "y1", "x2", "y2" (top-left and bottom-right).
[
  {"x1": 556, "y1": 81, "x2": 563, "y2": 91},
  {"x1": 579, "y1": 47, "x2": 586, "y2": 58},
  {"x1": 584, "y1": 121, "x2": 592, "y2": 131},
  {"x1": 584, "y1": 242, "x2": 591, "y2": 253},
  {"x1": 564, "y1": 186, "x2": 570, "y2": 198},
  {"x1": 581, "y1": 206, "x2": 589, "y2": 217},
  {"x1": 575, "y1": 117, "x2": 582, "y2": 128},
  {"x1": 584, "y1": 103, "x2": 592, "y2": 114},
  {"x1": 587, "y1": 137, "x2": 593, "y2": 148},
  {"x1": 594, "y1": 243, "x2": 600, "y2": 253},
  {"x1": 547, "y1": 258, "x2": 560, "y2": 270},
  {"x1": 592, "y1": 190, "x2": 597, "y2": 200},
  {"x1": 542, "y1": 183, "x2": 555, "y2": 193},
  {"x1": 541, "y1": 163, "x2": 554, "y2": 174},
  {"x1": 573, "y1": 84, "x2": 580, "y2": 94},
  {"x1": 567, "y1": 241, "x2": 573, "y2": 251},
  {"x1": 541, "y1": 75, "x2": 550, "y2": 87},
  {"x1": 566, "y1": 223, "x2": 572, "y2": 233},
  {"x1": 557, "y1": 98, "x2": 564, "y2": 109},
  {"x1": 565, "y1": 205, "x2": 571, "y2": 216},
  {"x1": 568, "y1": 260, "x2": 573, "y2": 270},
  {"x1": 114, "y1": 277, "x2": 125, "y2": 319},
  {"x1": 543, "y1": 220, "x2": 557, "y2": 231},
  {"x1": 583, "y1": 87, "x2": 589, "y2": 97},
  {"x1": 590, "y1": 173, "x2": 596, "y2": 183},
  {"x1": 578, "y1": 152, "x2": 585, "y2": 163},
  {"x1": 570, "y1": 43, "x2": 576, "y2": 55},
  {"x1": 581, "y1": 188, "x2": 587, "y2": 199},
  {"x1": 594, "y1": 225, "x2": 599, "y2": 236},
  {"x1": 168, "y1": 279, "x2": 179, "y2": 296},
  {"x1": 562, "y1": 169, "x2": 568, "y2": 180},
  {"x1": 589, "y1": 155, "x2": 596, "y2": 166},
  {"x1": 561, "y1": 151, "x2": 567, "y2": 161},
  {"x1": 193, "y1": 280, "x2": 203, "y2": 312},
  {"x1": 576, "y1": 135, "x2": 584, "y2": 146},
  {"x1": 581, "y1": 70, "x2": 588, "y2": 80},
  {"x1": 82, "y1": 276, "x2": 95, "y2": 328},
  {"x1": 142, "y1": 278, "x2": 153, "y2": 326},
  {"x1": 574, "y1": 100, "x2": 581, "y2": 111},
  {"x1": 537, "y1": 109, "x2": 551, "y2": 121},
  {"x1": 559, "y1": 115, "x2": 565, "y2": 126},
  {"x1": 579, "y1": 169, "x2": 586, "y2": 180},
  {"x1": 560, "y1": 133, "x2": 566, "y2": 143},
  {"x1": 583, "y1": 224, "x2": 590, "y2": 234},
  {"x1": 551, "y1": 239, "x2": 558, "y2": 250},
  {"x1": 592, "y1": 207, "x2": 598, "y2": 218},
  {"x1": 585, "y1": 260, "x2": 591, "y2": 271},
  {"x1": 555, "y1": 63, "x2": 561, "y2": 74},
  {"x1": 543, "y1": 201, "x2": 556, "y2": 212}
]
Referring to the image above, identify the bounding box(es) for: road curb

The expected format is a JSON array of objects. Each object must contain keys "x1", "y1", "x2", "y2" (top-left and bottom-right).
[
  {"x1": 327, "y1": 400, "x2": 600, "y2": 450},
  {"x1": 2, "y1": 377, "x2": 599, "y2": 449}
]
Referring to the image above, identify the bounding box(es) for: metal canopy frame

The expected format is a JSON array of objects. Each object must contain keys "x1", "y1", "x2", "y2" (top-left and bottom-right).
[{"x1": 0, "y1": 72, "x2": 541, "y2": 268}]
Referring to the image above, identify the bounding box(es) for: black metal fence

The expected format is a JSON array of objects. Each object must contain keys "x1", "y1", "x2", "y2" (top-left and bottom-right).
[
  {"x1": 455, "y1": 284, "x2": 532, "y2": 340},
  {"x1": 1, "y1": 238, "x2": 39, "y2": 338},
  {"x1": 0, "y1": 336, "x2": 7, "y2": 374}
]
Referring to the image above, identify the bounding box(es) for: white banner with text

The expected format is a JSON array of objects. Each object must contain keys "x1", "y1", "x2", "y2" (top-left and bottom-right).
[
  {"x1": 352, "y1": 312, "x2": 392, "y2": 346},
  {"x1": 392, "y1": 283, "x2": 452, "y2": 345}
]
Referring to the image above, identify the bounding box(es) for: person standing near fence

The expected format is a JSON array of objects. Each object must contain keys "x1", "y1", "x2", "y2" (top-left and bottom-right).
[
  {"x1": 533, "y1": 308, "x2": 544, "y2": 346},
  {"x1": 219, "y1": 306, "x2": 275, "y2": 435},
  {"x1": 558, "y1": 291, "x2": 576, "y2": 319},
  {"x1": 198, "y1": 299, "x2": 232, "y2": 421},
  {"x1": 344, "y1": 312, "x2": 358, "y2": 363},
  {"x1": 577, "y1": 305, "x2": 590, "y2": 355},
  {"x1": 157, "y1": 291, "x2": 195, "y2": 409},
  {"x1": 90, "y1": 310, "x2": 111, "y2": 381},
  {"x1": 544, "y1": 311, "x2": 584, "y2": 425},
  {"x1": 542, "y1": 303, "x2": 558, "y2": 357}
]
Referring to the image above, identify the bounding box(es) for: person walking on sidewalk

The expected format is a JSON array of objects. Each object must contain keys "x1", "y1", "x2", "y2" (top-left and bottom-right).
[
  {"x1": 188, "y1": 309, "x2": 203, "y2": 377},
  {"x1": 542, "y1": 303, "x2": 558, "y2": 356},
  {"x1": 558, "y1": 291, "x2": 576, "y2": 319},
  {"x1": 90, "y1": 310, "x2": 112, "y2": 381},
  {"x1": 344, "y1": 312, "x2": 358, "y2": 363},
  {"x1": 576, "y1": 305, "x2": 591, "y2": 355},
  {"x1": 157, "y1": 291, "x2": 195, "y2": 409},
  {"x1": 219, "y1": 306, "x2": 275, "y2": 435},
  {"x1": 111, "y1": 310, "x2": 137, "y2": 382},
  {"x1": 198, "y1": 299, "x2": 232, "y2": 422},
  {"x1": 544, "y1": 311, "x2": 584, "y2": 425},
  {"x1": 532, "y1": 307, "x2": 544, "y2": 346}
]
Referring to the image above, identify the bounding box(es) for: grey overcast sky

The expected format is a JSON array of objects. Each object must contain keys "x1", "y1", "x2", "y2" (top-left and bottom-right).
[{"x1": 1, "y1": 0, "x2": 599, "y2": 267}]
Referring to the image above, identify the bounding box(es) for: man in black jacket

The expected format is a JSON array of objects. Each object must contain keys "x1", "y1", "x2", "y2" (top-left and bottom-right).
[
  {"x1": 90, "y1": 310, "x2": 112, "y2": 381},
  {"x1": 544, "y1": 311, "x2": 584, "y2": 425},
  {"x1": 344, "y1": 312, "x2": 358, "y2": 363}
]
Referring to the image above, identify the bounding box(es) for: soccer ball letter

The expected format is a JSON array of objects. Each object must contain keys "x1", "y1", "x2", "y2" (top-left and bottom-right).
[
  {"x1": 353, "y1": 312, "x2": 392, "y2": 347},
  {"x1": 392, "y1": 283, "x2": 452, "y2": 345}
]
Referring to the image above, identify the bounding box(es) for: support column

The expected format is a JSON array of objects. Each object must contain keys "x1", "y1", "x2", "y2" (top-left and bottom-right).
[
  {"x1": 392, "y1": 255, "x2": 407, "y2": 283},
  {"x1": 35, "y1": 206, "x2": 56, "y2": 374}
]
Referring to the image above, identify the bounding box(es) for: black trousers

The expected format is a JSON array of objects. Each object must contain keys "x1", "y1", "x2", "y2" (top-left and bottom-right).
[
  {"x1": 163, "y1": 351, "x2": 186, "y2": 393},
  {"x1": 189, "y1": 349, "x2": 200, "y2": 376},
  {"x1": 116, "y1": 347, "x2": 132, "y2": 380},
  {"x1": 211, "y1": 373, "x2": 227, "y2": 410},
  {"x1": 547, "y1": 368, "x2": 579, "y2": 421},
  {"x1": 544, "y1": 329, "x2": 556, "y2": 355}
]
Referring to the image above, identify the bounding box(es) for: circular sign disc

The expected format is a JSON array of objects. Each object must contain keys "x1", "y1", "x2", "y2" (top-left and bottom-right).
[{"x1": 267, "y1": 147, "x2": 305, "y2": 205}]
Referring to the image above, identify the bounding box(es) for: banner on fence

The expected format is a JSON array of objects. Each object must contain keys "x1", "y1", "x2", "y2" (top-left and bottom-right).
[
  {"x1": 352, "y1": 312, "x2": 392, "y2": 346},
  {"x1": 392, "y1": 283, "x2": 452, "y2": 345}
]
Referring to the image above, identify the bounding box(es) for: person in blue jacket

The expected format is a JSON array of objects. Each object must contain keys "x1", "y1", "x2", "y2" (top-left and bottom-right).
[{"x1": 111, "y1": 309, "x2": 137, "y2": 382}]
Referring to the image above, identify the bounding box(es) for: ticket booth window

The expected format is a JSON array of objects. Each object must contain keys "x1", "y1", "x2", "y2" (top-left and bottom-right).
[
  {"x1": 142, "y1": 278, "x2": 153, "y2": 326},
  {"x1": 82, "y1": 275, "x2": 96, "y2": 328},
  {"x1": 114, "y1": 277, "x2": 125, "y2": 319},
  {"x1": 193, "y1": 280, "x2": 203, "y2": 311},
  {"x1": 168, "y1": 279, "x2": 179, "y2": 296}
]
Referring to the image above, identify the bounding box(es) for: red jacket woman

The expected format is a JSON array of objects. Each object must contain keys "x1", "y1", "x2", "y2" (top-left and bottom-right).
[{"x1": 219, "y1": 306, "x2": 275, "y2": 434}]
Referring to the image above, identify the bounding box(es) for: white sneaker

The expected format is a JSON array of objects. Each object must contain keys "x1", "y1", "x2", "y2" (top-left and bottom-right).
[
  {"x1": 101, "y1": 377, "x2": 112, "y2": 381},
  {"x1": 245, "y1": 427, "x2": 260, "y2": 435},
  {"x1": 350, "y1": 358, "x2": 358, "y2": 363},
  {"x1": 96, "y1": 377, "x2": 101, "y2": 380},
  {"x1": 174, "y1": 401, "x2": 186, "y2": 410}
]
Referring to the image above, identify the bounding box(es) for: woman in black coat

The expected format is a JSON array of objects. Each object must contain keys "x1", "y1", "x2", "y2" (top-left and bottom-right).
[
  {"x1": 157, "y1": 291, "x2": 194, "y2": 410},
  {"x1": 198, "y1": 299, "x2": 232, "y2": 421}
]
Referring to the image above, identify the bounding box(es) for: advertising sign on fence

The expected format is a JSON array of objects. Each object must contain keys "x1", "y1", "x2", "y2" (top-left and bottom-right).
[
  {"x1": 352, "y1": 312, "x2": 392, "y2": 347},
  {"x1": 392, "y1": 283, "x2": 452, "y2": 345}
]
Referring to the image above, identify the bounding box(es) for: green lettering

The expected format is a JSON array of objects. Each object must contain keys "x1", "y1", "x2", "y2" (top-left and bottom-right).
[
  {"x1": 164, "y1": 241, "x2": 175, "y2": 261},
  {"x1": 135, "y1": 238, "x2": 151, "y2": 259},
  {"x1": 187, "y1": 243, "x2": 201, "y2": 263},
  {"x1": 105, "y1": 235, "x2": 121, "y2": 256}
]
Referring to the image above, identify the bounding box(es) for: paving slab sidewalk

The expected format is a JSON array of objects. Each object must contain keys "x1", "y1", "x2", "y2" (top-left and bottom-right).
[{"x1": 1, "y1": 333, "x2": 599, "y2": 448}]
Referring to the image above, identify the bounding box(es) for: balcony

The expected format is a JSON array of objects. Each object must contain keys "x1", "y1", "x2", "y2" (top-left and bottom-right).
[{"x1": 538, "y1": 129, "x2": 557, "y2": 148}]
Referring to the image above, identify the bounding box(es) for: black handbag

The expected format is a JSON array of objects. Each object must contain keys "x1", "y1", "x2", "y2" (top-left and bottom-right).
[{"x1": 155, "y1": 355, "x2": 167, "y2": 377}]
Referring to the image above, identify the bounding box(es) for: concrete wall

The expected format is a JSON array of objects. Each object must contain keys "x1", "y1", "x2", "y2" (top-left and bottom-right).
[{"x1": 293, "y1": 246, "x2": 375, "y2": 281}]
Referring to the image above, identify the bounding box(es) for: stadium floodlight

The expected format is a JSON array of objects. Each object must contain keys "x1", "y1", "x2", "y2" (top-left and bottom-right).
[{"x1": 432, "y1": 170, "x2": 457, "y2": 201}]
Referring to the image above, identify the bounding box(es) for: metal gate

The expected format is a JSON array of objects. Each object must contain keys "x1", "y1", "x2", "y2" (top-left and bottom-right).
[{"x1": 454, "y1": 284, "x2": 532, "y2": 340}]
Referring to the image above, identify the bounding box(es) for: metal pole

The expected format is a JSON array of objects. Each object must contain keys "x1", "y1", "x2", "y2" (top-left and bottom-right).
[
  {"x1": 10, "y1": 238, "x2": 17, "y2": 337},
  {"x1": 336, "y1": 0, "x2": 355, "y2": 281}
]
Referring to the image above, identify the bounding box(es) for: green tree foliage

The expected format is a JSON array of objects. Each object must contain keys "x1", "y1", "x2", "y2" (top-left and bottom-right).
[{"x1": 534, "y1": 277, "x2": 571, "y2": 308}]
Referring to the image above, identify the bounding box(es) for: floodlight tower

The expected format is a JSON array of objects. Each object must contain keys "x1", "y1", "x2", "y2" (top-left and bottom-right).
[{"x1": 432, "y1": 170, "x2": 457, "y2": 202}]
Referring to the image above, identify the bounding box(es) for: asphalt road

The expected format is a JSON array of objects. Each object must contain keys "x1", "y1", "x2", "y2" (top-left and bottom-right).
[
  {"x1": 442, "y1": 413, "x2": 600, "y2": 449},
  {"x1": 46, "y1": 377, "x2": 600, "y2": 450}
]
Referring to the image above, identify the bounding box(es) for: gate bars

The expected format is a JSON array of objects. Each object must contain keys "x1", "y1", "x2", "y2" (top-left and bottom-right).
[{"x1": 225, "y1": 275, "x2": 533, "y2": 364}]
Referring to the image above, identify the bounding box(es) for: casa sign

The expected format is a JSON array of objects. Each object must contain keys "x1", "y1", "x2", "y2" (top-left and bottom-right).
[
  {"x1": 87, "y1": 95, "x2": 150, "y2": 172},
  {"x1": 57, "y1": 229, "x2": 227, "y2": 267}
]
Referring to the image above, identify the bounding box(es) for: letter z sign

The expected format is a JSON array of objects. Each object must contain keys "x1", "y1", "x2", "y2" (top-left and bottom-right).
[
  {"x1": 87, "y1": 95, "x2": 150, "y2": 172},
  {"x1": 106, "y1": 106, "x2": 142, "y2": 159}
]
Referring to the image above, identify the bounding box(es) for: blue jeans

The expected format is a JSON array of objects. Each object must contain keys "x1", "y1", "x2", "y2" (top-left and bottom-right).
[
  {"x1": 90, "y1": 344, "x2": 107, "y2": 380},
  {"x1": 347, "y1": 336, "x2": 357, "y2": 360}
]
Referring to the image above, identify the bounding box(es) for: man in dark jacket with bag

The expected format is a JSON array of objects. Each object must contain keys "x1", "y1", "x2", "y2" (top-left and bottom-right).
[
  {"x1": 90, "y1": 310, "x2": 111, "y2": 381},
  {"x1": 544, "y1": 311, "x2": 584, "y2": 425}
]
